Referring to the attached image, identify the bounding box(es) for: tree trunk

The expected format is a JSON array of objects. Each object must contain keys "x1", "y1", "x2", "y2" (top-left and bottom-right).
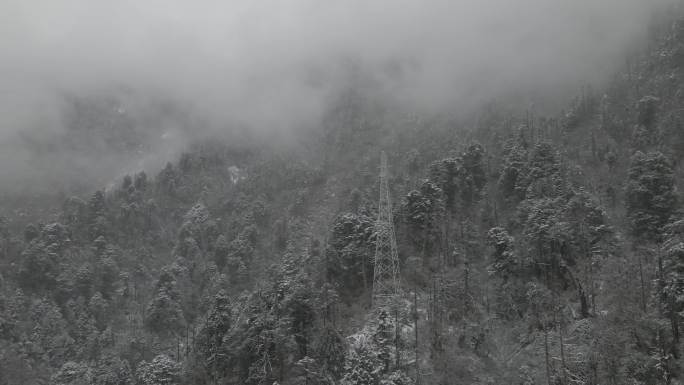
[
  {"x1": 395, "y1": 308, "x2": 400, "y2": 369},
  {"x1": 414, "y1": 291, "x2": 420, "y2": 385},
  {"x1": 544, "y1": 329, "x2": 552, "y2": 385},
  {"x1": 639, "y1": 255, "x2": 647, "y2": 313},
  {"x1": 361, "y1": 254, "x2": 368, "y2": 303},
  {"x1": 422, "y1": 228, "x2": 428, "y2": 266},
  {"x1": 560, "y1": 323, "x2": 567, "y2": 385},
  {"x1": 463, "y1": 255, "x2": 470, "y2": 315},
  {"x1": 590, "y1": 259, "x2": 596, "y2": 315}
]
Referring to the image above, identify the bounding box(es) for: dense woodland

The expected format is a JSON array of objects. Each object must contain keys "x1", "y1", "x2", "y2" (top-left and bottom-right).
[{"x1": 3, "y1": 10, "x2": 684, "y2": 385}]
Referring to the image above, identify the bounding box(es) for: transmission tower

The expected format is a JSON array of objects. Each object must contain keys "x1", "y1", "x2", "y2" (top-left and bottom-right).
[{"x1": 372, "y1": 151, "x2": 400, "y2": 309}]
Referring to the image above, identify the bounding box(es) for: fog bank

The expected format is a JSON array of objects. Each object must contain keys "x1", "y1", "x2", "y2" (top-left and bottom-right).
[{"x1": 0, "y1": 0, "x2": 677, "y2": 193}]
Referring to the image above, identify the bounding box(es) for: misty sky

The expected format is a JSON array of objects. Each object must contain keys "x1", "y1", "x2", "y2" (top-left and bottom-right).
[{"x1": 0, "y1": 0, "x2": 676, "y2": 193}]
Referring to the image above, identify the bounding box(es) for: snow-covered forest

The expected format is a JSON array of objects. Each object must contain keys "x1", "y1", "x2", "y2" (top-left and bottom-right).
[{"x1": 1, "y1": 1, "x2": 684, "y2": 384}]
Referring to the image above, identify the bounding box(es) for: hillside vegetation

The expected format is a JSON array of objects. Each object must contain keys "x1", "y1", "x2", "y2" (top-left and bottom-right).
[{"x1": 2, "y1": 12, "x2": 684, "y2": 385}]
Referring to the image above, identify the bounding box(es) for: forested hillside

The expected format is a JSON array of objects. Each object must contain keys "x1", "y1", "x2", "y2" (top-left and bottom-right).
[{"x1": 3, "y1": 10, "x2": 684, "y2": 385}]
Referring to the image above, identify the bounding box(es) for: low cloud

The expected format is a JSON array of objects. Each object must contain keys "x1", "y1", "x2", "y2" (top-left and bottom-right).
[{"x1": 0, "y1": 0, "x2": 676, "y2": 193}]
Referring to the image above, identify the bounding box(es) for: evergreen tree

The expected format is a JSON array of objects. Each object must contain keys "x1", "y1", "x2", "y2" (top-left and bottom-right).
[
  {"x1": 137, "y1": 354, "x2": 181, "y2": 385},
  {"x1": 197, "y1": 290, "x2": 232, "y2": 380},
  {"x1": 661, "y1": 220, "x2": 684, "y2": 343},
  {"x1": 145, "y1": 267, "x2": 185, "y2": 336},
  {"x1": 486, "y1": 227, "x2": 517, "y2": 281},
  {"x1": 498, "y1": 138, "x2": 528, "y2": 203},
  {"x1": 402, "y1": 180, "x2": 445, "y2": 263},
  {"x1": 340, "y1": 341, "x2": 382, "y2": 385},
  {"x1": 625, "y1": 151, "x2": 677, "y2": 241},
  {"x1": 327, "y1": 212, "x2": 375, "y2": 300}
]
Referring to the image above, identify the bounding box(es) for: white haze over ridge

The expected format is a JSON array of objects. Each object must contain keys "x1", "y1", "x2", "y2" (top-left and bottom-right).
[{"x1": 0, "y1": 0, "x2": 677, "y2": 193}]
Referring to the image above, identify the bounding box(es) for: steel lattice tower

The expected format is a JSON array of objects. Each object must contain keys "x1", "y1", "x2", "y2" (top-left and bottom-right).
[{"x1": 372, "y1": 151, "x2": 399, "y2": 309}]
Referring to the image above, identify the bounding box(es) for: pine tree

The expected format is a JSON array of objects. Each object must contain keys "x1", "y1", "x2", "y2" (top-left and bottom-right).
[
  {"x1": 327, "y1": 212, "x2": 375, "y2": 300},
  {"x1": 137, "y1": 354, "x2": 181, "y2": 385},
  {"x1": 340, "y1": 342, "x2": 382, "y2": 385},
  {"x1": 661, "y1": 220, "x2": 684, "y2": 343},
  {"x1": 314, "y1": 326, "x2": 346, "y2": 381},
  {"x1": 625, "y1": 151, "x2": 677, "y2": 242},
  {"x1": 51, "y1": 361, "x2": 92, "y2": 385},
  {"x1": 197, "y1": 290, "x2": 232, "y2": 380},
  {"x1": 498, "y1": 138, "x2": 528, "y2": 203},
  {"x1": 402, "y1": 181, "x2": 445, "y2": 263},
  {"x1": 91, "y1": 353, "x2": 133, "y2": 385},
  {"x1": 486, "y1": 227, "x2": 517, "y2": 282},
  {"x1": 145, "y1": 267, "x2": 185, "y2": 336}
]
